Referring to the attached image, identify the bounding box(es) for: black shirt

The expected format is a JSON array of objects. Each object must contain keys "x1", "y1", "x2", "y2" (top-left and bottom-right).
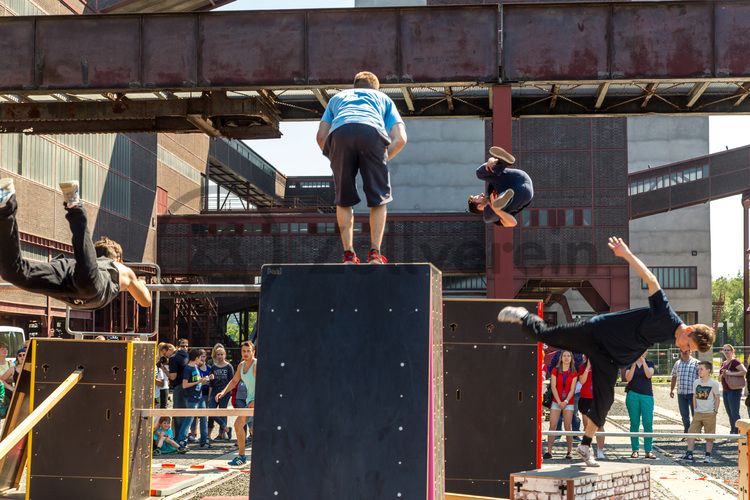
[
  {"x1": 168, "y1": 350, "x2": 188, "y2": 389},
  {"x1": 591, "y1": 289, "x2": 683, "y2": 367},
  {"x1": 625, "y1": 361, "x2": 655, "y2": 396}
]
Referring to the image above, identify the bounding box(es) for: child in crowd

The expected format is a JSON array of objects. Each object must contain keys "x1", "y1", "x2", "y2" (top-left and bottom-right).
[
  {"x1": 467, "y1": 146, "x2": 533, "y2": 227},
  {"x1": 681, "y1": 361, "x2": 721, "y2": 463},
  {"x1": 153, "y1": 417, "x2": 186, "y2": 455}
]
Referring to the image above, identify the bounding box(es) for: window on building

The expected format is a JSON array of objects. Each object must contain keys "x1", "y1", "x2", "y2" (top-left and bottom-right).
[
  {"x1": 316, "y1": 222, "x2": 336, "y2": 234},
  {"x1": 641, "y1": 267, "x2": 697, "y2": 289},
  {"x1": 677, "y1": 311, "x2": 698, "y2": 325},
  {"x1": 217, "y1": 224, "x2": 236, "y2": 235},
  {"x1": 565, "y1": 209, "x2": 575, "y2": 226},
  {"x1": 244, "y1": 223, "x2": 263, "y2": 234},
  {"x1": 270, "y1": 223, "x2": 288, "y2": 234},
  {"x1": 290, "y1": 223, "x2": 309, "y2": 234},
  {"x1": 191, "y1": 224, "x2": 209, "y2": 235},
  {"x1": 353, "y1": 223, "x2": 363, "y2": 233}
]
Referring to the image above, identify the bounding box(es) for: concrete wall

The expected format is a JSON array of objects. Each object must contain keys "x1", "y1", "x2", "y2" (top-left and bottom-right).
[
  {"x1": 627, "y1": 116, "x2": 711, "y2": 327},
  {"x1": 355, "y1": 118, "x2": 486, "y2": 213}
]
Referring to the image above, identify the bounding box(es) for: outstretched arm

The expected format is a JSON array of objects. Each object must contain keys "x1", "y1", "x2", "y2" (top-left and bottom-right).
[
  {"x1": 114, "y1": 263, "x2": 152, "y2": 308},
  {"x1": 608, "y1": 236, "x2": 660, "y2": 295}
]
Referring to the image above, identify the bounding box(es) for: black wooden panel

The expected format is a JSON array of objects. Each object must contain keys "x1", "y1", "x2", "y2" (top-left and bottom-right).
[
  {"x1": 33, "y1": 339, "x2": 128, "y2": 385},
  {"x1": 251, "y1": 264, "x2": 443, "y2": 500},
  {"x1": 29, "y1": 478, "x2": 122, "y2": 499},
  {"x1": 443, "y1": 300, "x2": 539, "y2": 499}
]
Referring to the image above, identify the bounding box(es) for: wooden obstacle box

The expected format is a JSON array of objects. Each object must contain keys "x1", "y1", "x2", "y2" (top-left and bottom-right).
[
  {"x1": 25, "y1": 339, "x2": 155, "y2": 500},
  {"x1": 443, "y1": 299, "x2": 541, "y2": 499},
  {"x1": 510, "y1": 463, "x2": 650, "y2": 499},
  {"x1": 251, "y1": 264, "x2": 443, "y2": 500}
]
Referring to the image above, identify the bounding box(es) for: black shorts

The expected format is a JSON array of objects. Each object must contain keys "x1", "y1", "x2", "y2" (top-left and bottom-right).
[
  {"x1": 324, "y1": 123, "x2": 392, "y2": 207},
  {"x1": 522, "y1": 315, "x2": 619, "y2": 427},
  {"x1": 578, "y1": 397, "x2": 592, "y2": 416}
]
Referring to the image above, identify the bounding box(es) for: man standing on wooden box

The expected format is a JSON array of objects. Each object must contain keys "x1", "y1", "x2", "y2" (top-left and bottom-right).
[{"x1": 316, "y1": 71, "x2": 407, "y2": 265}]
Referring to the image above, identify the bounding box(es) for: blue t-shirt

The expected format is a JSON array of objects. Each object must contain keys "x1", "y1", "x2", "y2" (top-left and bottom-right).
[
  {"x1": 591, "y1": 289, "x2": 683, "y2": 367},
  {"x1": 182, "y1": 364, "x2": 203, "y2": 403},
  {"x1": 199, "y1": 366, "x2": 212, "y2": 397},
  {"x1": 476, "y1": 163, "x2": 534, "y2": 224},
  {"x1": 154, "y1": 427, "x2": 177, "y2": 453},
  {"x1": 625, "y1": 361, "x2": 655, "y2": 396},
  {"x1": 210, "y1": 364, "x2": 234, "y2": 395},
  {"x1": 321, "y1": 88, "x2": 403, "y2": 137}
]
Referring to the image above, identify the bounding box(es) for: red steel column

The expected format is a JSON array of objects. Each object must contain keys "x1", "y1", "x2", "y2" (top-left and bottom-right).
[{"x1": 487, "y1": 85, "x2": 514, "y2": 299}]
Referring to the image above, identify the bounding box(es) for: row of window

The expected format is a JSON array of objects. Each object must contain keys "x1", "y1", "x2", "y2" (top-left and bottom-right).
[
  {"x1": 629, "y1": 164, "x2": 709, "y2": 196},
  {"x1": 640, "y1": 267, "x2": 697, "y2": 290},
  {"x1": 53, "y1": 134, "x2": 132, "y2": 177},
  {"x1": 224, "y1": 139, "x2": 277, "y2": 177},
  {"x1": 1, "y1": 0, "x2": 44, "y2": 15},
  {"x1": 157, "y1": 146, "x2": 202, "y2": 184},
  {"x1": 190, "y1": 222, "x2": 362, "y2": 236},
  {"x1": 519, "y1": 208, "x2": 592, "y2": 228},
  {"x1": 0, "y1": 134, "x2": 132, "y2": 218}
]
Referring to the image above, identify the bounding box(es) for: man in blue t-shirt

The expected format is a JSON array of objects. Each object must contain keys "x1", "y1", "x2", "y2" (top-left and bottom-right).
[
  {"x1": 467, "y1": 146, "x2": 534, "y2": 227},
  {"x1": 176, "y1": 348, "x2": 211, "y2": 448},
  {"x1": 316, "y1": 71, "x2": 407, "y2": 265},
  {"x1": 497, "y1": 236, "x2": 716, "y2": 467}
]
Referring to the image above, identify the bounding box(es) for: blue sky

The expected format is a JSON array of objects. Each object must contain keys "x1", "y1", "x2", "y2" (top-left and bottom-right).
[{"x1": 220, "y1": 0, "x2": 750, "y2": 279}]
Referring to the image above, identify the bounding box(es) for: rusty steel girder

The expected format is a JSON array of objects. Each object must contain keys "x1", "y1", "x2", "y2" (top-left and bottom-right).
[
  {"x1": 0, "y1": 6, "x2": 498, "y2": 93},
  {"x1": 0, "y1": 93, "x2": 280, "y2": 139},
  {"x1": 502, "y1": 1, "x2": 750, "y2": 82}
]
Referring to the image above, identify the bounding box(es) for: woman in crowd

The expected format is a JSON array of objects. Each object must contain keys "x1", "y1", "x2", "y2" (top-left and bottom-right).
[
  {"x1": 577, "y1": 355, "x2": 606, "y2": 459},
  {"x1": 156, "y1": 343, "x2": 175, "y2": 409},
  {"x1": 719, "y1": 344, "x2": 747, "y2": 434},
  {"x1": 544, "y1": 350, "x2": 577, "y2": 460},
  {"x1": 215, "y1": 341, "x2": 256, "y2": 467},
  {"x1": 625, "y1": 351, "x2": 656, "y2": 459},
  {"x1": 208, "y1": 344, "x2": 234, "y2": 440}
]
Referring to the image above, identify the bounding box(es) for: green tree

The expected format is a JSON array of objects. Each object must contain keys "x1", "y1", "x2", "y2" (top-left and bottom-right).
[
  {"x1": 712, "y1": 273, "x2": 744, "y2": 345},
  {"x1": 224, "y1": 312, "x2": 257, "y2": 344}
]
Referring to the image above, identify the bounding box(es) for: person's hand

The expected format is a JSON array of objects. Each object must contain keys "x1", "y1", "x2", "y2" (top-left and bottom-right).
[
  {"x1": 485, "y1": 157, "x2": 498, "y2": 173},
  {"x1": 215, "y1": 392, "x2": 223, "y2": 402},
  {"x1": 669, "y1": 390, "x2": 674, "y2": 399},
  {"x1": 607, "y1": 236, "x2": 631, "y2": 259},
  {"x1": 209, "y1": 374, "x2": 215, "y2": 380}
]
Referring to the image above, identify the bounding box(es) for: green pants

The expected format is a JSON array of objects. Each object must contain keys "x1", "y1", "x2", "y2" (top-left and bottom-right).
[{"x1": 626, "y1": 390, "x2": 654, "y2": 452}]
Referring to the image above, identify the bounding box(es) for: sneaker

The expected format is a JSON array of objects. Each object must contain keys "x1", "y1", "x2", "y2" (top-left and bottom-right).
[
  {"x1": 177, "y1": 445, "x2": 188, "y2": 454},
  {"x1": 489, "y1": 146, "x2": 516, "y2": 165},
  {"x1": 679, "y1": 452, "x2": 694, "y2": 461},
  {"x1": 342, "y1": 250, "x2": 360, "y2": 264},
  {"x1": 596, "y1": 450, "x2": 606, "y2": 460},
  {"x1": 497, "y1": 306, "x2": 529, "y2": 324},
  {"x1": 152, "y1": 448, "x2": 161, "y2": 457},
  {"x1": 200, "y1": 441, "x2": 211, "y2": 449},
  {"x1": 217, "y1": 432, "x2": 229, "y2": 441},
  {"x1": 228, "y1": 455, "x2": 247, "y2": 467},
  {"x1": 59, "y1": 180, "x2": 82, "y2": 209},
  {"x1": 367, "y1": 249, "x2": 388, "y2": 264},
  {"x1": 577, "y1": 444, "x2": 600, "y2": 467},
  {"x1": 564, "y1": 453, "x2": 572, "y2": 460},
  {"x1": 187, "y1": 434, "x2": 198, "y2": 444},
  {"x1": 491, "y1": 189, "x2": 514, "y2": 212},
  {"x1": 703, "y1": 455, "x2": 712, "y2": 463},
  {"x1": 0, "y1": 178, "x2": 15, "y2": 208},
  {"x1": 543, "y1": 452, "x2": 552, "y2": 459}
]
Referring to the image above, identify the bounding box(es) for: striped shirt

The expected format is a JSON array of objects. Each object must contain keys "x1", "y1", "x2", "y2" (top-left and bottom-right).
[{"x1": 671, "y1": 357, "x2": 700, "y2": 395}]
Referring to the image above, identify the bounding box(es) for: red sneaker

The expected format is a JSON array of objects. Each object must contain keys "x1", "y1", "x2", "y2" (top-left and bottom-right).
[
  {"x1": 367, "y1": 249, "x2": 388, "y2": 264},
  {"x1": 342, "y1": 250, "x2": 360, "y2": 264}
]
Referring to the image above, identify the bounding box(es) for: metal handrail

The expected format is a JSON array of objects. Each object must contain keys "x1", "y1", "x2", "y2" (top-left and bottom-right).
[
  {"x1": 544, "y1": 430, "x2": 742, "y2": 440},
  {"x1": 64, "y1": 262, "x2": 161, "y2": 340}
]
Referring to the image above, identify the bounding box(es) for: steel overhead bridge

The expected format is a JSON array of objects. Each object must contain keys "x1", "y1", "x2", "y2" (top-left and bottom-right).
[
  {"x1": 628, "y1": 144, "x2": 750, "y2": 220},
  {"x1": 1, "y1": 2, "x2": 750, "y2": 137}
]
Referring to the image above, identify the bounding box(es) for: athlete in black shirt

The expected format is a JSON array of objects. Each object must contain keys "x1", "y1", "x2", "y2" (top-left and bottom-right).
[{"x1": 497, "y1": 237, "x2": 715, "y2": 466}]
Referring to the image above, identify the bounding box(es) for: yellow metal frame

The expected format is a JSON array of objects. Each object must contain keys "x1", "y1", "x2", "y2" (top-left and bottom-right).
[
  {"x1": 24, "y1": 340, "x2": 36, "y2": 500},
  {"x1": 121, "y1": 342, "x2": 134, "y2": 500}
]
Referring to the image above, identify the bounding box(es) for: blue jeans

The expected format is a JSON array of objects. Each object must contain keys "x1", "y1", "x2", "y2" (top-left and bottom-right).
[
  {"x1": 626, "y1": 391, "x2": 654, "y2": 452},
  {"x1": 178, "y1": 399, "x2": 209, "y2": 445},
  {"x1": 171, "y1": 385, "x2": 186, "y2": 435},
  {"x1": 209, "y1": 391, "x2": 231, "y2": 430},
  {"x1": 677, "y1": 393, "x2": 694, "y2": 433},
  {"x1": 723, "y1": 389, "x2": 742, "y2": 434}
]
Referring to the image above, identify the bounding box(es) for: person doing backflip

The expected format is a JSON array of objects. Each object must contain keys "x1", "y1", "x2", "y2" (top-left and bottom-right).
[
  {"x1": 0, "y1": 178, "x2": 151, "y2": 310},
  {"x1": 497, "y1": 236, "x2": 715, "y2": 467},
  {"x1": 467, "y1": 146, "x2": 533, "y2": 227},
  {"x1": 316, "y1": 71, "x2": 407, "y2": 264}
]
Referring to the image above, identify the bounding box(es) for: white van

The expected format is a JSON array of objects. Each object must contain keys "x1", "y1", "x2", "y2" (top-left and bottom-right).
[{"x1": 0, "y1": 327, "x2": 26, "y2": 356}]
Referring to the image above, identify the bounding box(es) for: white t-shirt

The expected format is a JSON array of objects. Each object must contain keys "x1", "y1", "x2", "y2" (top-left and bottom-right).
[
  {"x1": 693, "y1": 378, "x2": 721, "y2": 414},
  {"x1": 155, "y1": 367, "x2": 166, "y2": 399}
]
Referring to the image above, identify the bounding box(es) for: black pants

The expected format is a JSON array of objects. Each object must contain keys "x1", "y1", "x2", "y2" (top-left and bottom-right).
[
  {"x1": 522, "y1": 315, "x2": 619, "y2": 427},
  {"x1": 0, "y1": 195, "x2": 101, "y2": 302}
]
